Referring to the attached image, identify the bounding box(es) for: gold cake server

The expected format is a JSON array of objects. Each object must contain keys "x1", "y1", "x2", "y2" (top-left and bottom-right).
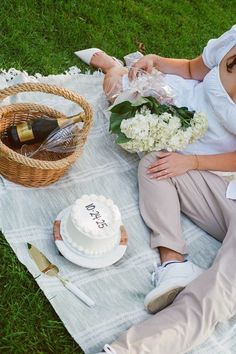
[{"x1": 27, "y1": 243, "x2": 95, "y2": 307}]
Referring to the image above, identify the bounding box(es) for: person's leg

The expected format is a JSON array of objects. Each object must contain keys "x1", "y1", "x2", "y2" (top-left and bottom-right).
[
  {"x1": 138, "y1": 151, "x2": 229, "y2": 314},
  {"x1": 138, "y1": 151, "x2": 188, "y2": 257},
  {"x1": 138, "y1": 151, "x2": 227, "y2": 259},
  {"x1": 90, "y1": 51, "x2": 123, "y2": 73},
  {"x1": 110, "y1": 162, "x2": 236, "y2": 354},
  {"x1": 138, "y1": 152, "x2": 203, "y2": 313},
  {"x1": 103, "y1": 66, "x2": 128, "y2": 103},
  {"x1": 111, "y1": 236, "x2": 236, "y2": 354},
  {"x1": 89, "y1": 51, "x2": 128, "y2": 103}
]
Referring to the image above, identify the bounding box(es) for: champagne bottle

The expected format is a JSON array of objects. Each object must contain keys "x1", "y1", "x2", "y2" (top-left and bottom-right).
[{"x1": 6, "y1": 114, "x2": 83, "y2": 149}]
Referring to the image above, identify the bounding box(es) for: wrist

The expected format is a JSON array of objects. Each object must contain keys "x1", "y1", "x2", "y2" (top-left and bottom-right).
[
  {"x1": 186, "y1": 155, "x2": 198, "y2": 170},
  {"x1": 191, "y1": 155, "x2": 200, "y2": 170},
  {"x1": 152, "y1": 54, "x2": 160, "y2": 69}
]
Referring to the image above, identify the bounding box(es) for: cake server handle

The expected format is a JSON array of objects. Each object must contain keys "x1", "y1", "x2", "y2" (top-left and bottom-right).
[{"x1": 61, "y1": 278, "x2": 95, "y2": 307}]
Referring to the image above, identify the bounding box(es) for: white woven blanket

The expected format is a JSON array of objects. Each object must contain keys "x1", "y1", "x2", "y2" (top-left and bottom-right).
[{"x1": 0, "y1": 68, "x2": 236, "y2": 354}]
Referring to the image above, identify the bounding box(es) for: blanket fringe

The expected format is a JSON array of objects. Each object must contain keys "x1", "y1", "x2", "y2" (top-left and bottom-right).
[{"x1": 0, "y1": 66, "x2": 103, "y2": 86}]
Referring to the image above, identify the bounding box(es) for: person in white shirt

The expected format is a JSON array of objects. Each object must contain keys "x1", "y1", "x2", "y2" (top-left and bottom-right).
[{"x1": 77, "y1": 25, "x2": 236, "y2": 354}]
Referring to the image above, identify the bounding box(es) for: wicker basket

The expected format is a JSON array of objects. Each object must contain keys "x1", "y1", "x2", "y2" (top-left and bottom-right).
[{"x1": 0, "y1": 83, "x2": 93, "y2": 187}]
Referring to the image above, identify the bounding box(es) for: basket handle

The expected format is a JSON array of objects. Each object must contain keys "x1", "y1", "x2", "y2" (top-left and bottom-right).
[{"x1": 0, "y1": 83, "x2": 93, "y2": 120}]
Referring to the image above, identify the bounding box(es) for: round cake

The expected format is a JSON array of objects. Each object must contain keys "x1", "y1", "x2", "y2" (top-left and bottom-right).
[{"x1": 61, "y1": 194, "x2": 122, "y2": 255}]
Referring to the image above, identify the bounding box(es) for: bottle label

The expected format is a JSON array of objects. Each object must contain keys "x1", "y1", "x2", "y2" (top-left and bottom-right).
[{"x1": 16, "y1": 122, "x2": 35, "y2": 142}]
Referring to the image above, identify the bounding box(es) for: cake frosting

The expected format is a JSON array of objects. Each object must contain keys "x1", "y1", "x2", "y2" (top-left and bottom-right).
[{"x1": 61, "y1": 194, "x2": 122, "y2": 255}]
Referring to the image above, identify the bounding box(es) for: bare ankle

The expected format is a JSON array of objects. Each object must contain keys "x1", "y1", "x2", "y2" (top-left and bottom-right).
[
  {"x1": 159, "y1": 247, "x2": 184, "y2": 264},
  {"x1": 90, "y1": 52, "x2": 121, "y2": 74}
]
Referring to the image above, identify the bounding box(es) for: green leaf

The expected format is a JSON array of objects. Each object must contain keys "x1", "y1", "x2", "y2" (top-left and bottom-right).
[
  {"x1": 109, "y1": 113, "x2": 124, "y2": 133},
  {"x1": 176, "y1": 107, "x2": 193, "y2": 119},
  {"x1": 109, "y1": 109, "x2": 137, "y2": 133},
  {"x1": 131, "y1": 97, "x2": 150, "y2": 107},
  {"x1": 144, "y1": 96, "x2": 160, "y2": 111},
  {"x1": 144, "y1": 96, "x2": 158, "y2": 105},
  {"x1": 116, "y1": 133, "x2": 131, "y2": 144},
  {"x1": 109, "y1": 100, "x2": 133, "y2": 114},
  {"x1": 109, "y1": 96, "x2": 197, "y2": 146}
]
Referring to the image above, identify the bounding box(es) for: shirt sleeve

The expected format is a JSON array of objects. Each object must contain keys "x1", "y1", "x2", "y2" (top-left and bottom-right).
[{"x1": 202, "y1": 24, "x2": 236, "y2": 69}]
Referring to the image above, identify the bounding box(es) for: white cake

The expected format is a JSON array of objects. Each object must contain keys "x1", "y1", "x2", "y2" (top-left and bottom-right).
[{"x1": 62, "y1": 194, "x2": 122, "y2": 255}]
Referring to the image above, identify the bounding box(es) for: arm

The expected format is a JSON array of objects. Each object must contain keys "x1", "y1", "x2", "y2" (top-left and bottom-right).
[
  {"x1": 147, "y1": 151, "x2": 236, "y2": 180},
  {"x1": 129, "y1": 54, "x2": 210, "y2": 81},
  {"x1": 155, "y1": 55, "x2": 210, "y2": 81},
  {"x1": 195, "y1": 152, "x2": 236, "y2": 172}
]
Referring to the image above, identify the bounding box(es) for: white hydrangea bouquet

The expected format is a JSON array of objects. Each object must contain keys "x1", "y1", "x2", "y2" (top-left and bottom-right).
[{"x1": 109, "y1": 96, "x2": 208, "y2": 153}]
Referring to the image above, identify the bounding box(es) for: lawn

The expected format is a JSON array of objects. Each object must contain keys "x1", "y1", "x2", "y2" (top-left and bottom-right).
[{"x1": 0, "y1": 1, "x2": 235, "y2": 353}]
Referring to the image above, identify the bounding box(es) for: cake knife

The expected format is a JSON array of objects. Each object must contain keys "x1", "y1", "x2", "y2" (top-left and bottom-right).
[{"x1": 27, "y1": 243, "x2": 95, "y2": 308}]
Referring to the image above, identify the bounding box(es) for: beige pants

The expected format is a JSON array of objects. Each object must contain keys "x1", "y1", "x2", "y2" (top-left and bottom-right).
[{"x1": 111, "y1": 152, "x2": 236, "y2": 354}]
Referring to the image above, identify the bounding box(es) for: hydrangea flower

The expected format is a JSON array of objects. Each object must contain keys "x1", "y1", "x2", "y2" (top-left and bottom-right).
[{"x1": 119, "y1": 106, "x2": 207, "y2": 153}]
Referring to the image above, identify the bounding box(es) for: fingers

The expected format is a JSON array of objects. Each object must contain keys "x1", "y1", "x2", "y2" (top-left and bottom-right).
[
  {"x1": 147, "y1": 164, "x2": 170, "y2": 178},
  {"x1": 128, "y1": 67, "x2": 134, "y2": 81},
  {"x1": 128, "y1": 66, "x2": 142, "y2": 81},
  {"x1": 148, "y1": 152, "x2": 172, "y2": 170},
  {"x1": 156, "y1": 151, "x2": 172, "y2": 158},
  {"x1": 127, "y1": 54, "x2": 157, "y2": 81},
  {"x1": 156, "y1": 172, "x2": 174, "y2": 180},
  {"x1": 146, "y1": 152, "x2": 182, "y2": 180},
  {"x1": 148, "y1": 161, "x2": 168, "y2": 173},
  {"x1": 149, "y1": 169, "x2": 174, "y2": 180},
  {"x1": 128, "y1": 57, "x2": 150, "y2": 81},
  {"x1": 147, "y1": 152, "x2": 175, "y2": 179}
]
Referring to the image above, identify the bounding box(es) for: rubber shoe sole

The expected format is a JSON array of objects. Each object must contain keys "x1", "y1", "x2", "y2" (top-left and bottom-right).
[{"x1": 145, "y1": 286, "x2": 184, "y2": 314}]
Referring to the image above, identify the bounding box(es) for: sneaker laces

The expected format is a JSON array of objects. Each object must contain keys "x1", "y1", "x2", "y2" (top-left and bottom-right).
[{"x1": 151, "y1": 261, "x2": 166, "y2": 287}]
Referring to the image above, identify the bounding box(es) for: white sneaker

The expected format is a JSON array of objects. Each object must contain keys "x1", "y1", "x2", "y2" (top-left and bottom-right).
[
  {"x1": 94, "y1": 344, "x2": 117, "y2": 354},
  {"x1": 144, "y1": 260, "x2": 204, "y2": 314}
]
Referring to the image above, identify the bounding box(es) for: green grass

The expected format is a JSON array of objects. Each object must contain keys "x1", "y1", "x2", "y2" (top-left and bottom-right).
[{"x1": 0, "y1": 0, "x2": 235, "y2": 353}]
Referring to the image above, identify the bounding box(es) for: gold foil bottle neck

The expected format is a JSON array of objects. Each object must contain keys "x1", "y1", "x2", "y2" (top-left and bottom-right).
[
  {"x1": 16, "y1": 121, "x2": 35, "y2": 142},
  {"x1": 57, "y1": 113, "x2": 85, "y2": 128}
]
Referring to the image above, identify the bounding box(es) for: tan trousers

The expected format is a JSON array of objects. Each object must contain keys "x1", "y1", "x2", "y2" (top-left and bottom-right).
[{"x1": 111, "y1": 152, "x2": 236, "y2": 354}]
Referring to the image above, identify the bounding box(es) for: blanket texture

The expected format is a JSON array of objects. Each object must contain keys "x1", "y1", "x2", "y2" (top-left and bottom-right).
[{"x1": 0, "y1": 68, "x2": 235, "y2": 354}]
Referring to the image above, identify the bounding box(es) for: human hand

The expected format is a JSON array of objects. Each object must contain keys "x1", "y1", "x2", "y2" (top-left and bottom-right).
[
  {"x1": 147, "y1": 151, "x2": 197, "y2": 180},
  {"x1": 128, "y1": 54, "x2": 158, "y2": 81}
]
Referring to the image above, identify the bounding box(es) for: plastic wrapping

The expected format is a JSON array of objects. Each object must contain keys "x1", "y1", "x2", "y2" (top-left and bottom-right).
[
  {"x1": 114, "y1": 68, "x2": 175, "y2": 106},
  {"x1": 104, "y1": 51, "x2": 175, "y2": 106}
]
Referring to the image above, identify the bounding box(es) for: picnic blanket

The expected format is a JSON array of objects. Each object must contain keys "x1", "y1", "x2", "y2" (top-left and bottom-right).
[{"x1": 0, "y1": 67, "x2": 236, "y2": 354}]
